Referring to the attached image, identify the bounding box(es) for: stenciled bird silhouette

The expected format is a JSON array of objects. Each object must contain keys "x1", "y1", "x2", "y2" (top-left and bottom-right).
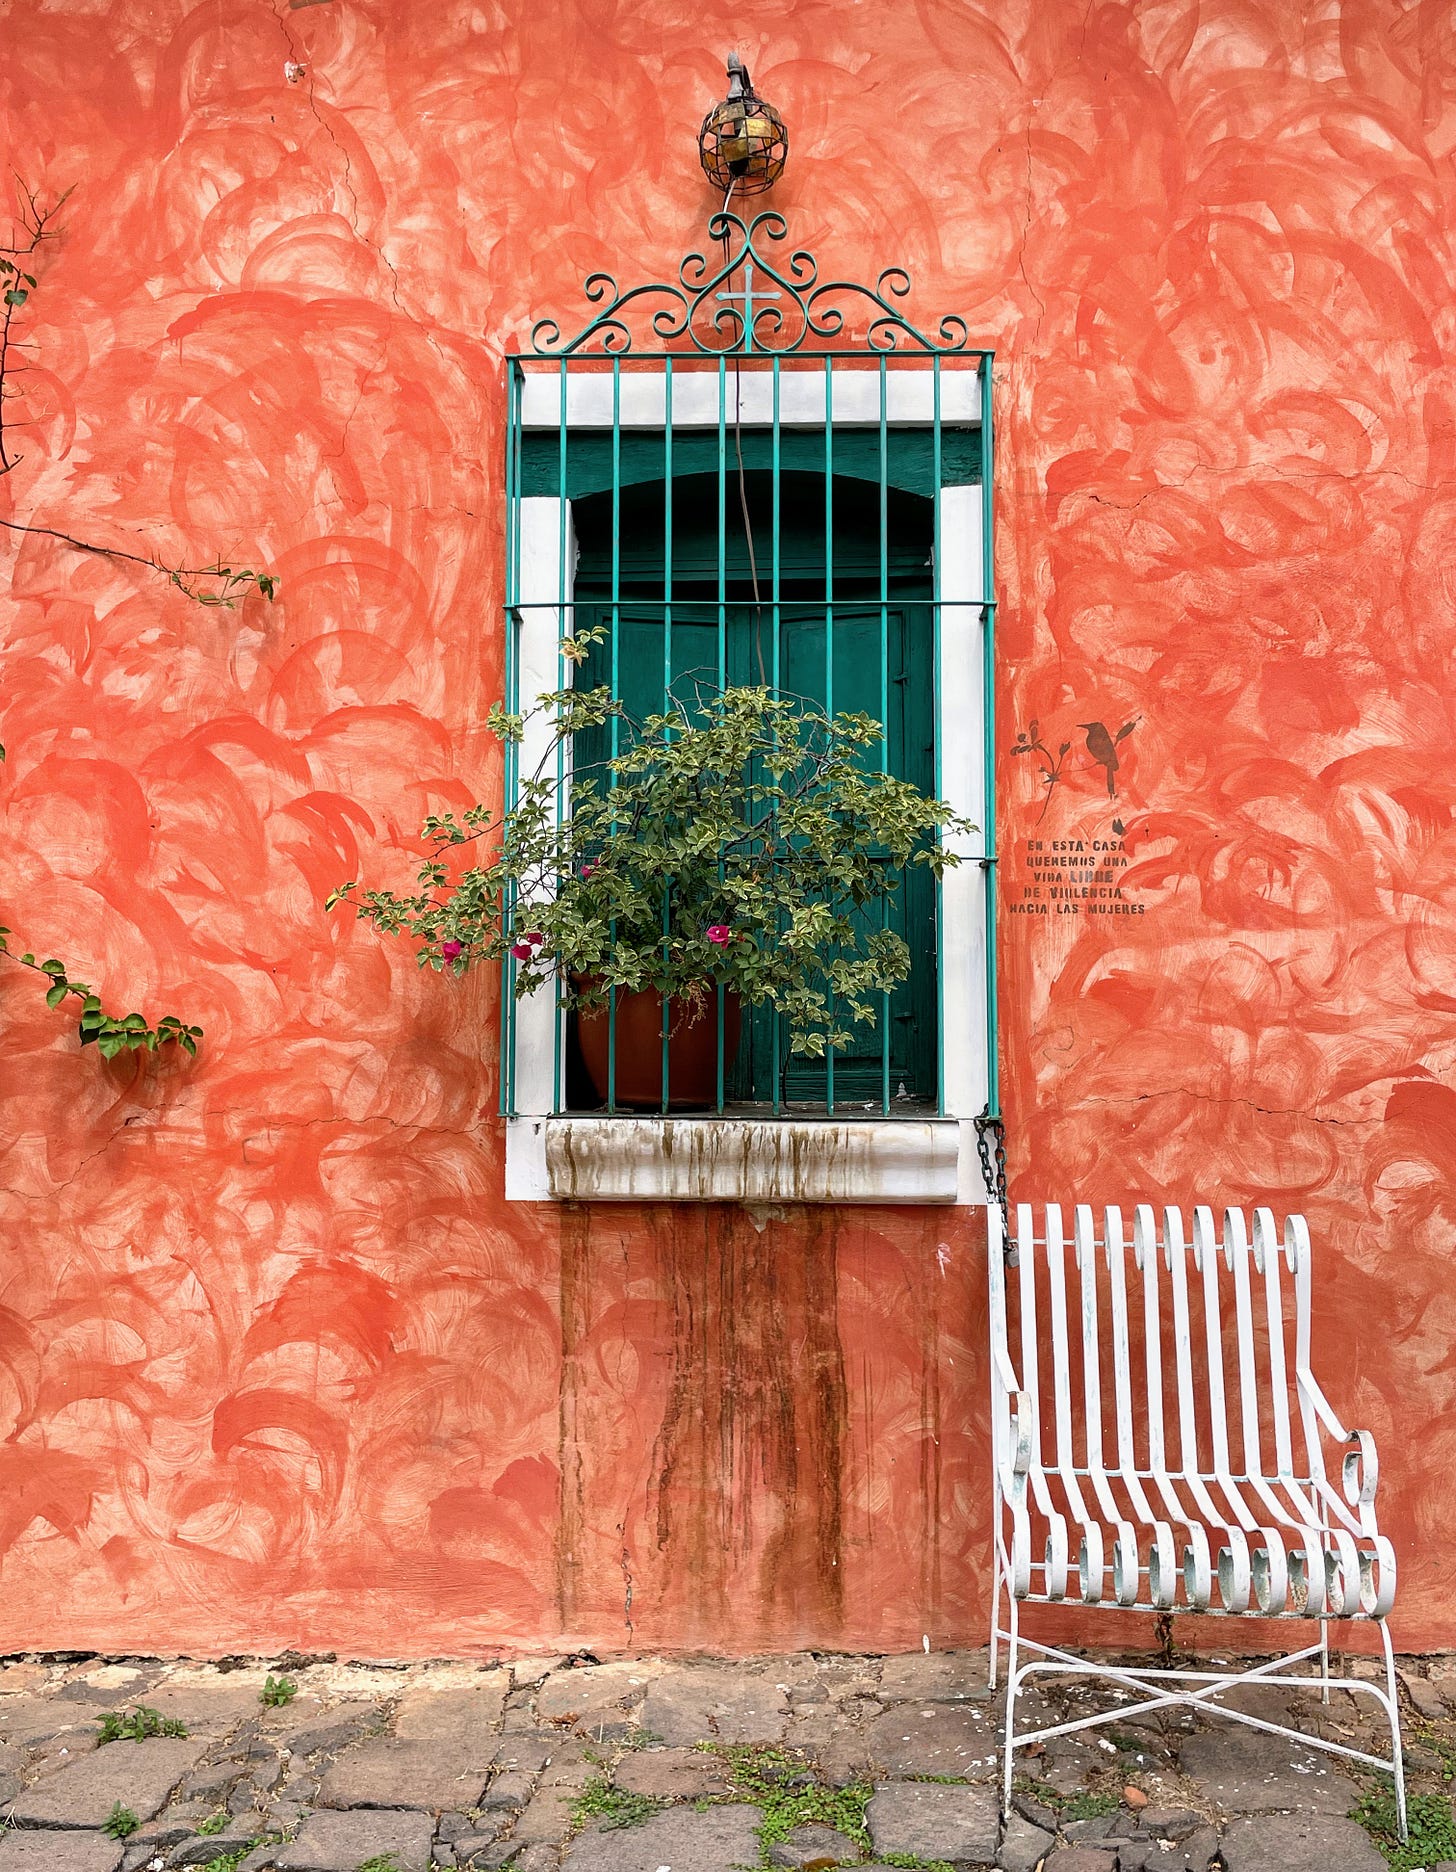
[{"x1": 1077, "y1": 717, "x2": 1140, "y2": 798}]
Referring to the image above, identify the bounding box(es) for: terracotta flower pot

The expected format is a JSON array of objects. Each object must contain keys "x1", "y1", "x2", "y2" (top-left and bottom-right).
[{"x1": 575, "y1": 982, "x2": 742, "y2": 1110}]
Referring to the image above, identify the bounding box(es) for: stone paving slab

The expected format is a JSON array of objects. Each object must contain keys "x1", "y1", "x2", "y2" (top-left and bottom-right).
[
  {"x1": 1118, "y1": 1825, "x2": 1220, "y2": 1872},
  {"x1": 999, "y1": 1812, "x2": 1057, "y2": 1871},
  {"x1": 640, "y1": 1667, "x2": 789, "y2": 1746},
  {"x1": 766, "y1": 1820, "x2": 861, "y2": 1864},
  {"x1": 877, "y1": 1649, "x2": 994, "y2": 1704},
  {"x1": 270, "y1": 1806, "x2": 434, "y2": 1870},
  {"x1": 1176, "y1": 1723, "x2": 1355, "y2": 1813},
  {"x1": 6, "y1": 1735, "x2": 200, "y2": 1827},
  {"x1": 318, "y1": 1737, "x2": 493, "y2": 1811},
  {"x1": 396, "y1": 1679, "x2": 509, "y2": 1743},
  {"x1": 613, "y1": 1745, "x2": 732, "y2": 1798},
  {"x1": 867, "y1": 1780, "x2": 1001, "y2": 1864},
  {"x1": 0, "y1": 1834, "x2": 124, "y2": 1872},
  {"x1": 1218, "y1": 1810, "x2": 1389, "y2": 1870},
  {"x1": 862, "y1": 1699, "x2": 999, "y2": 1777},
  {"x1": 562, "y1": 1803, "x2": 763, "y2": 1870},
  {"x1": 535, "y1": 1661, "x2": 652, "y2": 1724}
]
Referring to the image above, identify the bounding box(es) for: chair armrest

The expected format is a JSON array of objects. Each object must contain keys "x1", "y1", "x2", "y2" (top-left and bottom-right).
[
  {"x1": 989, "y1": 1345, "x2": 1034, "y2": 1475},
  {"x1": 1340, "y1": 1428, "x2": 1379, "y2": 1507},
  {"x1": 1297, "y1": 1372, "x2": 1379, "y2": 1507},
  {"x1": 992, "y1": 1343, "x2": 1022, "y2": 1396}
]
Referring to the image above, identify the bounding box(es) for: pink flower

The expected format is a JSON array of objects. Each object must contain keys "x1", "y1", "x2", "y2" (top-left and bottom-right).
[
  {"x1": 706, "y1": 924, "x2": 731, "y2": 946},
  {"x1": 510, "y1": 941, "x2": 534, "y2": 962},
  {"x1": 522, "y1": 930, "x2": 544, "y2": 946},
  {"x1": 441, "y1": 939, "x2": 462, "y2": 961},
  {"x1": 579, "y1": 862, "x2": 596, "y2": 878}
]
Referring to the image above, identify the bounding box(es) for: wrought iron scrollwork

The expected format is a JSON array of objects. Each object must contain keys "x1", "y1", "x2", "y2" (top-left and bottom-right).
[{"x1": 529, "y1": 210, "x2": 971, "y2": 357}]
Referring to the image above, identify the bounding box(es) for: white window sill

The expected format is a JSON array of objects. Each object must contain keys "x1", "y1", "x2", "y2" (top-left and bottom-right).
[{"x1": 507, "y1": 1116, "x2": 981, "y2": 1204}]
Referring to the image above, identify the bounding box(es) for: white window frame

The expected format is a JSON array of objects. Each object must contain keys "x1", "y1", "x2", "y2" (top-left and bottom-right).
[{"x1": 504, "y1": 364, "x2": 989, "y2": 1205}]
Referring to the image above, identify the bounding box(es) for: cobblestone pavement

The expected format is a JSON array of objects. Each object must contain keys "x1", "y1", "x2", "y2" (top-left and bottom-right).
[{"x1": 0, "y1": 1647, "x2": 1448, "y2": 1871}]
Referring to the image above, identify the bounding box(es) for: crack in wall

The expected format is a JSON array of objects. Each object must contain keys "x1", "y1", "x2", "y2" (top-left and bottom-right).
[
  {"x1": 1017, "y1": 107, "x2": 1046, "y2": 351},
  {"x1": 1074, "y1": 457, "x2": 1456, "y2": 515},
  {"x1": 1068, "y1": 1088, "x2": 1382, "y2": 1128},
  {"x1": 270, "y1": 0, "x2": 408, "y2": 321}
]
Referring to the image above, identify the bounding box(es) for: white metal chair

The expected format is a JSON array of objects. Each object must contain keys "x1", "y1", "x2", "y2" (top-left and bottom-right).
[{"x1": 988, "y1": 1202, "x2": 1405, "y2": 1837}]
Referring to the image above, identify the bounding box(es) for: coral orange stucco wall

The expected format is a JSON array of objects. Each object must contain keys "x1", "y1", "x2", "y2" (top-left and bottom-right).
[{"x1": 2, "y1": 0, "x2": 1455, "y2": 1657}]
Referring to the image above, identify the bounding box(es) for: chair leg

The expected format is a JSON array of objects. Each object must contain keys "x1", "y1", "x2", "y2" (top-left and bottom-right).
[
  {"x1": 988, "y1": 1540, "x2": 1002, "y2": 1692},
  {"x1": 1319, "y1": 1619, "x2": 1330, "y2": 1705},
  {"x1": 1001, "y1": 1594, "x2": 1021, "y2": 1812},
  {"x1": 1377, "y1": 1618, "x2": 1407, "y2": 1843}
]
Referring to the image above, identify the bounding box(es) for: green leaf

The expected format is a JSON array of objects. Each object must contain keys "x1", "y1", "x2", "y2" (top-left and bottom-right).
[
  {"x1": 4, "y1": 289, "x2": 28, "y2": 306},
  {"x1": 44, "y1": 982, "x2": 67, "y2": 1008},
  {"x1": 40, "y1": 959, "x2": 65, "y2": 975}
]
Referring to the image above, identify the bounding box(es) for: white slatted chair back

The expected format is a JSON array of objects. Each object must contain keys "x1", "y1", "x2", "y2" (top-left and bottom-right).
[{"x1": 989, "y1": 1201, "x2": 1394, "y2": 1621}]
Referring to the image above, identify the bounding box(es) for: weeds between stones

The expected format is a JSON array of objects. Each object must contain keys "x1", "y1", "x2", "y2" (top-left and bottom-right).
[
  {"x1": 1352, "y1": 1780, "x2": 1456, "y2": 1871},
  {"x1": 199, "y1": 1849, "x2": 258, "y2": 1872},
  {"x1": 569, "y1": 1775, "x2": 668, "y2": 1831},
  {"x1": 102, "y1": 1802, "x2": 138, "y2": 1838},
  {"x1": 97, "y1": 1705, "x2": 187, "y2": 1743}
]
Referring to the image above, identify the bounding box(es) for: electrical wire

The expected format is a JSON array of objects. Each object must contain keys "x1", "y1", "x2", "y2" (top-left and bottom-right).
[{"x1": 721, "y1": 179, "x2": 768, "y2": 683}]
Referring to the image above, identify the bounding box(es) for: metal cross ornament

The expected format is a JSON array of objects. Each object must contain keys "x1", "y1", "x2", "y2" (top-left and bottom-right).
[{"x1": 715, "y1": 260, "x2": 781, "y2": 352}]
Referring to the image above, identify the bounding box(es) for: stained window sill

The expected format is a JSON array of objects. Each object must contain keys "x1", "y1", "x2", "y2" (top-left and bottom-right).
[{"x1": 508, "y1": 1115, "x2": 974, "y2": 1204}]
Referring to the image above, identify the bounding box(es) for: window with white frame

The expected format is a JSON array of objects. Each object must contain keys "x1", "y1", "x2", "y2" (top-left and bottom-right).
[{"x1": 500, "y1": 224, "x2": 996, "y2": 1203}]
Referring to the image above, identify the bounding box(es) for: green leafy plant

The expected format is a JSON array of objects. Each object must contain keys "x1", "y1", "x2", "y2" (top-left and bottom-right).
[
  {"x1": 261, "y1": 1674, "x2": 299, "y2": 1707},
  {"x1": 1411, "y1": 1721, "x2": 1456, "y2": 1783},
  {"x1": 355, "y1": 1857, "x2": 401, "y2": 1872},
  {"x1": 198, "y1": 1811, "x2": 229, "y2": 1835},
  {"x1": 1352, "y1": 1780, "x2": 1456, "y2": 1870},
  {"x1": 201, "y1": 1848, "x2": 259, "y2": 1872},
  {"x1": 331, "y1": 659, "x2": 972, "y2": 1057},
  {"x1": 97, "y1": 1705, "x2": 188, "y2": 1744},
  {"x1": 1061, "y1": 1790, "x2": 1119, "y2": 1820},
  {"x1": 0, "y1": 753, "x2": 202, "y2": 1057},
  {"x1": 0, "y1": 938, "x2": 203, "y2": 1057},
  {"x1": 103, "y1": 1802, "x2": 139, "y2": 1839},
  {"x1": 705, "y1": 1742, "x2": 874, "y2": 1864},
  {"x1": 569, "y1": 1775, "x2": 666, "y2": 1833}
]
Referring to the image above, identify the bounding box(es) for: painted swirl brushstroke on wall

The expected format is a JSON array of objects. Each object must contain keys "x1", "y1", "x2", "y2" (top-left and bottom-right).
[{"x1": 0, "y1": 0, "x2": 1453, "y2": 1653}]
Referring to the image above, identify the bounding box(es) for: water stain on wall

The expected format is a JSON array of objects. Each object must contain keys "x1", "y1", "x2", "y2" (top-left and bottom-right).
[{"x1": 645, "y1": 1205, "x2": 848, "y2": 1643}]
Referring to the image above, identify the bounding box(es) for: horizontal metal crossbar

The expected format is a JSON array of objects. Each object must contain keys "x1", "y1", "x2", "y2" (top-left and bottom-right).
[{"x1": 996, "y1": 1631, "x2": 1405, "y2": 1780}]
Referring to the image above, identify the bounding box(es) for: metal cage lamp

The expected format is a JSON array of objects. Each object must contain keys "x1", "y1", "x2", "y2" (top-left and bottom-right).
[{"x1": 698, "y1": 53, "x2": 788, "y2": 196}]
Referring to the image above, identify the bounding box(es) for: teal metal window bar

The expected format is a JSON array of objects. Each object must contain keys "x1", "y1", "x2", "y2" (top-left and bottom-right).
[{"x1": 502, "y1": 210, "x2": 997, "y2": 1132}]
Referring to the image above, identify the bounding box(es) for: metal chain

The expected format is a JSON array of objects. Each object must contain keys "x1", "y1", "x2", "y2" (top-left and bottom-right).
[{"x1": 974, "y1": 1109, "x2": 1010, "y2": 1255}]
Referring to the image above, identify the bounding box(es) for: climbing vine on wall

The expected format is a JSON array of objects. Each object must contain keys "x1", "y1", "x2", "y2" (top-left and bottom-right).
[{"x1": 0, "y1": 179, "x2": 278, "y2": 1058}]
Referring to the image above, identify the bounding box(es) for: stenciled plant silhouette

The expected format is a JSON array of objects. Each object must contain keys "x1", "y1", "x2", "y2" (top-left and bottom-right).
[
  {"x1": 0, "y1": 179, "x2": 278, "y2": 1058},
  {"x1": 1009, "y1": 718, "x2": 1072, "y2": 823}
]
